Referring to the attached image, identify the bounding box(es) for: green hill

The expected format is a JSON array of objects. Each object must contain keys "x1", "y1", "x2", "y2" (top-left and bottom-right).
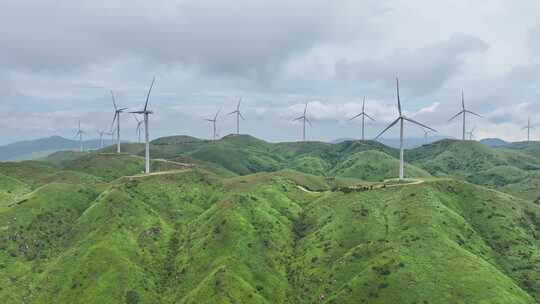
[
  {"x1": 0, "y1": 136, "x2": 109, "y2": 161},
  {"x1": 34, "y1": 136, "x2": 540, "y2": 202},
  {"x1": 0, "y1": 174, "x2": 31, "y2": 209},
  {"x1": 408, "y1": 139, "x2": 540, "y2": 201},
  {"x1": 40, "y1": 150, "x2": 91, "y2": 167},
  {"x1": 498, "y1": 141, "x2": 540, "y2": 159},
  {"x1": 0, "y1": 168, "x2": 539, "y2": 303},
  {"x1": 0, "y1": 161, "x2": 61, "y2": 187},
  {"x1": 330, "y1": 150, "x2": 431, "y2": 181}
]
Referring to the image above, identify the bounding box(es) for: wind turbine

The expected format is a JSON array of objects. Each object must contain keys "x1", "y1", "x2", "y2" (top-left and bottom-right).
[
  {"x1": 75, "y1": 119, "x2": 85, "y2": 152},
  {"x1": 523, "y1": 117, "x2": 535, "y2": 143},
  {"x1": 130, "y1": 77, "x2": 156, "y2": 174},
  {"x1": 375, "y1": 78, "x2": 437, "y2": 181},
  {"x1": 205, "y1": 109, "x2": 221, "y2": 140},
  {"x1": 228, "y1": 98, "x2": 245, "y2": 135},
  {"x1": 448, "y1": 91, "x2": 482, "y2": 140},
  {"x1": 110, "y1": 90, "x2": 128, "y2": 153},
  {"x1": 349, "y1": 96, "x2": 375, "y2": 140},
  {"x1": 466, "y1": 127, "x2": 476, "y2": 141},
  {"x1": 133, "y1": 114, "x2": 143, "y2": 143},
  {"x1": 293, "y1": 102, "x2": 311, "y2": 142},
  {"x1": 423, "y1": 129, "x2": 431, "y2": 145},
  {"x1": 97, "y1": 129, "x2": 106, "y2": 149}
]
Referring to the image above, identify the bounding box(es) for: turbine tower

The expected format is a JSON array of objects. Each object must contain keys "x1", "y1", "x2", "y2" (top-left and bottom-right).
[
  {"x1": 293, "y1": 102, "x2": 311, "y2": 142},
  {"x1": 423, "y1": 129, "x2": 431, "y2": 144},
  {"x1": 133, "y1": 114, "x2": 143, "y2": 143},
  {"x1": 375, "y1": 78, "x2": 437, "y2": 181},
  {"x1": 205, "y1": 109, "x2": 221, "y2": 140},
  {"x1": 228, "y1": 98, "x2": 245, "y2": 135},
  {"x1": 448, "y1": 91, "x2": 481, "y2": 140},
  {"x1": 130, "y1": 77, "x2": 156, "y2": 174},
  {"x1": 523, "y1": 117, "x2": 535, "y2": 142},
  {"x1": 97, "y1": 129, "x2": 106, "y2": 149},
  {"x1": 110, "y1": 90, "x2": 127, "y2": 153},
  {"x1": 75, "y1": 119, "x2": 85, "y2": 152},
  {"x1": 466, "y1": 127, "x2": 476, "y2": 141},
  {"x1": 349, "y1": 96, "x2": 375, "y2": 140}
]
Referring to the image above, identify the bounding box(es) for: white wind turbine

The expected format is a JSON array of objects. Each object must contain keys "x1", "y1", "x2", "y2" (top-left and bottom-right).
[
  {"x1": 130, "y1": 77, "x2": 156, "y2": 174},
  {"x1": 133, "y1": 114, "x2": 143, "y2": 143},
  {"x1": 423, "y1": 129, "x2": 432, "y2": 145},
  {"x1": 448, "y1": 91, "x2": 482, "y2": 140},
  {"x1": 349, "y1": 96, "x2": 375, "y2": 141},
  {"x1": 375, "y1": 78, "x2": 437, "y2": 181},
  {"x1": 228, "y1": 98, "x2": 245, "y2": 135},
  {"x1": 205, "y1": 109, "x2": 221, "y2": 140},
  {"x1": 523, "y1": 117, "x2": 535, "y2": 143},
  {"x1": 293, "y1": 102, "x2": 311, "y2": 142},
  {"x1": 110, "y1": 90, "x2": 128, "y2": 153},
  {"x1": 74, "y1": 119, "x2": 85, "y2": 152},
  {"x1": 466, "y1": 127, "x2": 476, "y2": 141},
  {"x1": 97, "y1": 129, "x2": 106, "y2": 149}
]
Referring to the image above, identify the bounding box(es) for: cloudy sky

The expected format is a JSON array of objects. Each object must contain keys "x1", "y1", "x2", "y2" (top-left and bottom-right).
[{"x1": 1, "y1": 0, "x2": 539, "y2": 145}]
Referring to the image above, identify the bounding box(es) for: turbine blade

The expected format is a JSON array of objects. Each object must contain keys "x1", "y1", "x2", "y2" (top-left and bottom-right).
[
  {"x1": 304, "y1": 103, "x2": 308, "y2": 115},
  {"x1": 144, "y1": 76, "x2": 156, "y2": 112},
  {"x1": 375, "y1": 117, "x2": 400, "y2": 140},
  {"x1": 362, "y1": 96, "x2": 366, "y2": 112},
  {"x1": 293, "y1": 116, "x2": 304, "y2": 121},
  {"x1": 466, "y1": 110, "x2": 482, "y2": 118},
  {"x1": 348, "y1": 113, "x2": 362, "y2": 121},
  {"x1": 403, "y1": 117, "x2": 437, "y2": 132},
  {"x1": 364, "y1": 113, "x2": 376, "y2": 121},
  {"x1": 227, "y1": 111, "x2": 236, "y2": 115},
  {"x1": 461, "y1": 91, "x2": 465, "y2": 110},
  {"x1": 214, "y1": 109, "x2": 221, "y2": 120},
  {"x1": 306, "y1": 117, "x2": 312, "y2": 126},
  {"x1": 237, "y1": 97, "x2": 242, "y2": 110},
  {"x1": 111, "y1": 112, "x2": 118, "y2": 129},
  {"x1": 396, "y1": 78, "x2": 402, "y2": 116},
  {"x1": 239, "y1": 112, "x2": 245, "y2": 120},
  {"x1": 448, "y1": 110, "x2": 464, "y2": 122},
  {"x1": 111, "y1": 90, "x2": 118, "y2": 110}
]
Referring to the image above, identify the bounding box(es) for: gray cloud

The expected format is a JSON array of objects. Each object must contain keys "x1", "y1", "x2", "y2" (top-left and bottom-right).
[
  {"x1": 335, "y1": 34, "x2": 489, "y2": 95},
  {"x1": 1, "y1": 1, "x2": 540, "y2": 144},
  {"x1": 1, "y1": 0, "x2": 382, "y2": 82}
]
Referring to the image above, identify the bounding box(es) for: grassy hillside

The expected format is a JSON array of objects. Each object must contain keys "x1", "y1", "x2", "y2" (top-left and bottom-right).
[
  {"x1": 28, "y1": 135, "x2": 540, "y2": 202},
  {"x1": 0, "y1": 174, "x2": 31, "y2": 209},
  {"x1": 330, "y1": 150, "x2": 430, "y2": 181},
  {"x1": 40, "y1": 151, "x2": 91, "y2": 167},
  {"x1": 498, "y1": 141, "x2": 540, "y2": 159},
  {"x1": 408, "y1": 139, "x2": 540, "y2": 201},
  {"x1": 0, "y1": 165, "x2": 539, "y2": 303}
]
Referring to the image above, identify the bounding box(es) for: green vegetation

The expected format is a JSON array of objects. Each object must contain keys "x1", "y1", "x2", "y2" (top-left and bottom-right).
[
  {"x1": 331, "y1": 150, "x2": 430, "y2": 181},
  {"x1": 1, "y1": 135, "x2": 540, "y2": 303},
  {"x1": 0, "y1": 167, "x2": 538, "y2": 303},
  {"x1": 408, "y1": 139, "x2": 540, "y2": 201}
]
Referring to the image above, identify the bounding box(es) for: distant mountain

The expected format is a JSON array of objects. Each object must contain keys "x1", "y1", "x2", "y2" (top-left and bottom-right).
[
  {"x1": 333, "y1": 136, "x2": 451, "y2": 149},
  {"x1": 0, "y1": 136, "x2": 114, "y2": 161},
  {"x1": 480, "y1": 138, "x2": 510, "y2": 147}
]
